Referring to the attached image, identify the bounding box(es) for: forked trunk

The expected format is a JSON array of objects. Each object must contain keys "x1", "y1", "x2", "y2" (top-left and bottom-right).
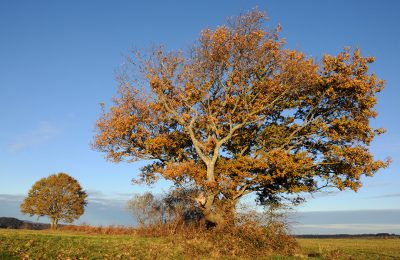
[
  {"x1": 198, "y1": 165, "x2": 240, "y2": 228},
  {"x1": 51, "y1": 218, "x2": 59, "y2": 230}
]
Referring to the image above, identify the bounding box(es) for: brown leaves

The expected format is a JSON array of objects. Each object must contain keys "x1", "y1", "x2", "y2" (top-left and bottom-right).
[
  {"x1": 158, "y1": 160, "x2": 206, "y2": 185},
  {"x1": 94, "y1": 9, "x2": 389, "y2": 210},
  {"x1": 20, "y1": 173, "x2": 87, "y2": 227}
]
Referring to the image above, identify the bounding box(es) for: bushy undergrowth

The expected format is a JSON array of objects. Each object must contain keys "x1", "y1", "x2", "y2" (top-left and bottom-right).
[
  {"x1": 134, "y1": 217, "x2": 298, "y2": 258},
  {"x1": 184, "y1": 222, "x2": 297, "y2": 258},
  {"x1": 59, "y1": 217, "x2": 297, "y2": 258}
]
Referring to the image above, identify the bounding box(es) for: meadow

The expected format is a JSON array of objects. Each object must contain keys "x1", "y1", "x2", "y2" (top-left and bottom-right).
[
  {"x1": 298, "y1": 238, "x2": 400, "y2": 259},
  {"x1": 0, "y1": 229, "x2": 399, "y2": 259}
]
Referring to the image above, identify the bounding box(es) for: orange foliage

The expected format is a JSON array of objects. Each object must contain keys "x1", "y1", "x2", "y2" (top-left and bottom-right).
[
  {"x1": 94, "y1": 10, "x2": 389, "y2": 225},
  {"x1": 20, "y1": 173, "x2": 87, "y2": 229}
]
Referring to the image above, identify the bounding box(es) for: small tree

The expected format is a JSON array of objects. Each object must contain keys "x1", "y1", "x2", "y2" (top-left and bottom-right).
[
  {"x1": 20, "y1": 173, "x2": 88, "y2": 229},
  {"x1": 127, "y1": 188, "x2": 203, "y2": 227},
  {"x1": 126, "y1": 192, "x2": 163, "y2": 226}
]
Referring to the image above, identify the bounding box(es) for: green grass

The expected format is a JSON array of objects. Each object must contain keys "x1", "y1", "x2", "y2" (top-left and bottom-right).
[
  {"x1": 298, "y1": 238, "x2": 400, "y2": 259},
  {"x1": 0, "y1": 229, "x2": 184, "y2": 259},
  {"x1": 0, "y1": 229, "x2": 399, "y2": 259}
]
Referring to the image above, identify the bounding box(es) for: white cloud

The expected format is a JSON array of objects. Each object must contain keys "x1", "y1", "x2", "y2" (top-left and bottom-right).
[
  {"x1": 292, "y1": 224, "x2": 400, "y2": 235},
  {"x1": 86, "y1": 189, "x2": 132, "y2": 206},
  {"x1": 294, "y1": 224, "x2": 400, "y2": 231},
  {"x1": 0, "y1": 194, "x2": 24, "y2": 201},
  {"x1": 370, "y1": 193, "x2": 400, "y2": 199},
  {"x1": 8, "y1": 121, "x2": 61, "y2": 152}
]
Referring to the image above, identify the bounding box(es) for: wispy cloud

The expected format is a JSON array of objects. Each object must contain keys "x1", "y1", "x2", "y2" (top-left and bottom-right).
[
  {"x1": 293, "y1": 224, "x2": 400, "y2": 234},
  {"x1": 112, "y1": 192, "x2": 135, "y2": 198},
  {"x1": 87, "y1": 190, "x2": 133, "y2": 199},
  {"x1": 8, "y1": 121, "x2": 61, "y2": 152},
  {"x1": 369, "y1": 193, "x2": 400, "y2": 199},
  {"x1": 294, "y1": 224, "x2": 400, "y2": 230},
  {"x1": 86, "y1": 189, "x2": 105, "y2": 198},
  {"x1": 302, "y1": 190, "x2": 340, "y2": 200},
  {"x1": 0, "y1": 194, "x2": 24, "y2": 202},
  {"x1": 86, "y1": 189, "x2": 133, "y2": 206}
]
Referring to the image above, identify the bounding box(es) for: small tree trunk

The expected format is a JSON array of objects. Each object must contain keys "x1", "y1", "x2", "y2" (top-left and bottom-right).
[
  {"x1": 51, "y1": 218, "x2": 59, "y2": 230},
  {"x1": 54, "y1": 219, "x2": 58, "y2": 229}
]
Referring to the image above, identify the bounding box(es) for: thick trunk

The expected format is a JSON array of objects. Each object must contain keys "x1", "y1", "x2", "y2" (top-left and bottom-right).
[
  {"x1": 202, "y1": 197, "x2": 238, "y2": 228},
  {"x1": 203, "y1": 210, "x2": 225, "y2": 228},
  {"x1": 198, "y1": 161, "x2": 243, "y2": 228}
]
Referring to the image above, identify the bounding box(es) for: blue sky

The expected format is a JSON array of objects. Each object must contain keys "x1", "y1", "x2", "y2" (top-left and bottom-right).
[{"x1": 0, "y1": 0, "x2": 399, "y2": 234}]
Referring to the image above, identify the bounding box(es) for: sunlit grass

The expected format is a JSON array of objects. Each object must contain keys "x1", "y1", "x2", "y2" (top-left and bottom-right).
[
  {"x1": 0, "y1": 229, "x2": 183, "y2": 259},
  {"x1": 298, "y1": 238, "x2": 400, "y2": 259}
]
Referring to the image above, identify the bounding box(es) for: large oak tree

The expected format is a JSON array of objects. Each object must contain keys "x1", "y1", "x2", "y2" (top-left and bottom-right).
[
  {"x1": 94, "y1": 10, "x2": 389, "y2": 226},
  {"x1": 21, "y1": 173, "x2": 88, "y2": 229}
]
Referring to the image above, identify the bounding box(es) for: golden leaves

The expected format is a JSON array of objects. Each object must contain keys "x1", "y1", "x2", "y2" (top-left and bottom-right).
[
  {"x1": 93, "y1": 9, "x2": 389, "y2": 207},
  {"x1": 158, "y1": 160, "x2": 206, "y2": 184},
  {"x1": 20, "y1": 173, "x2": 87, "y2": 226}
]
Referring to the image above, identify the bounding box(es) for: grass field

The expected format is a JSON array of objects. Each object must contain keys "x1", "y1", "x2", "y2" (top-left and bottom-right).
[
  {"x1": 297, "y1": 238, "x2": 400, "y2": 259},
  {"x1": 0, "y1": 229, "x2": 399, "y2": 259},
  {"x1": 0, "y1": 229, "x2": 182, "y2": 259}
]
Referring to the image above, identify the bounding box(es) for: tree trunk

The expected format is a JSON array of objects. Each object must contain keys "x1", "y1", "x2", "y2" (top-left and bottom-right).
[
  {"x1": 200, "y1": 149, "x2": 240, "y2": 228},
  {"x1": 203, "y1": 210, "x2": 225, "y2": 228},
  {"x1": 51, "y1": 218, "x2": 58, "y2": 230},
  {"x1": 202, "y1": 197, "x2": 238, "y2": 228}
]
